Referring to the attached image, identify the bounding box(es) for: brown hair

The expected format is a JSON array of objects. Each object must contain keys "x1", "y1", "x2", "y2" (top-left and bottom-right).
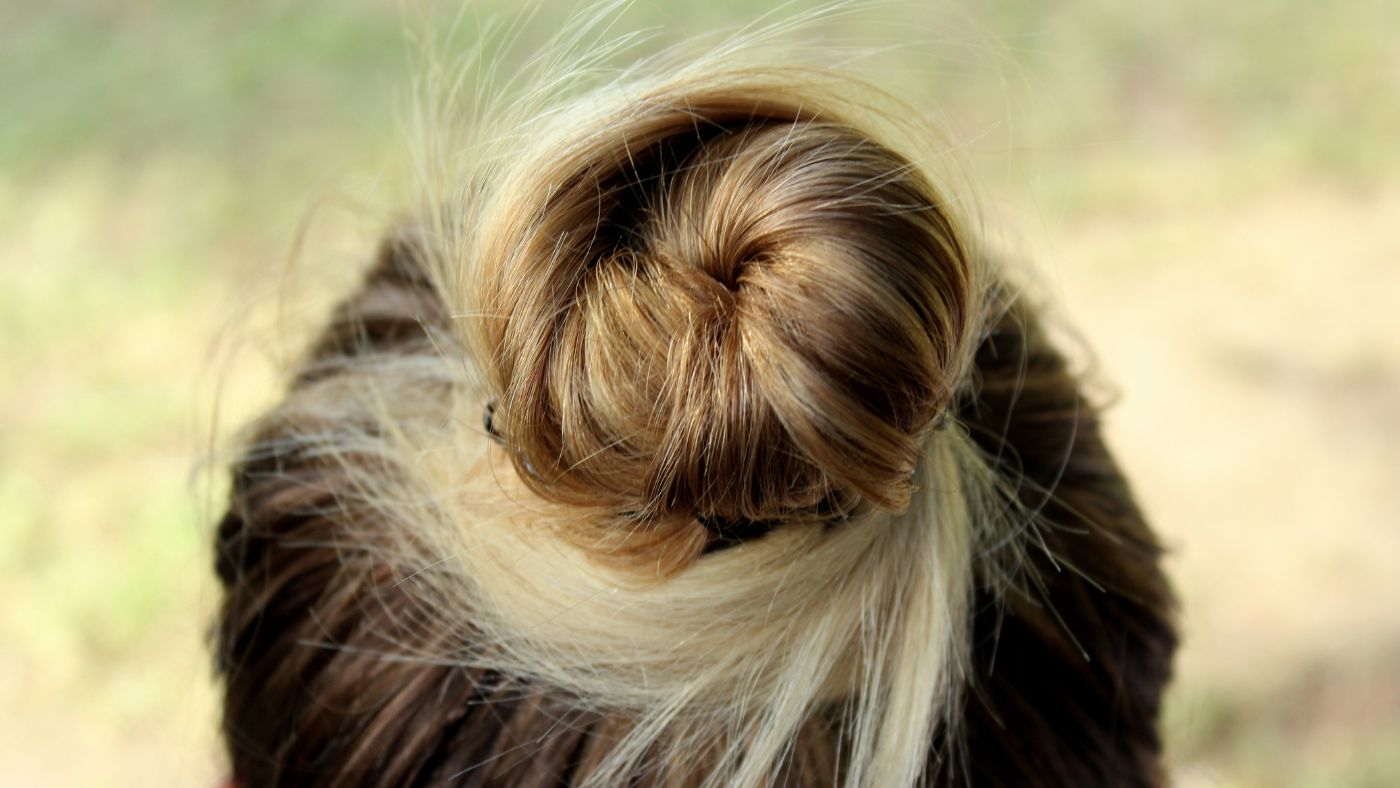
[
  {"x1": 213, "y1": 57, "x2": 1174, "y2": 787},
  {"x1": 472, "y1": 87, "x2": 972, "y2": 567}
]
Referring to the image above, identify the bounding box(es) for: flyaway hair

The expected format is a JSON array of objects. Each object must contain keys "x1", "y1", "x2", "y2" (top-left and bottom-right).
[{"x1": 213, "y1": 25, "x2": 1175, "y2": 788}]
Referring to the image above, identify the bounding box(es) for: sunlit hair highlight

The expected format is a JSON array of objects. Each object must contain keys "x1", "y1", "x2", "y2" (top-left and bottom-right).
[{"x1": 425, "y1": 61, "x2": 994, "y2": 785}]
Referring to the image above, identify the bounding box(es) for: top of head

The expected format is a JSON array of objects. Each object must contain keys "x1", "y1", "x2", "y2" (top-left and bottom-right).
[{"x1": 470, "y1": 75, "x2": 975, "y2": 534}]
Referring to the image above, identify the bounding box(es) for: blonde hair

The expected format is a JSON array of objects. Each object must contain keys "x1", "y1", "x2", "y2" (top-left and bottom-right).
[{"x1": 214, "y1": 23, "x2": 1175, "y2": 788}]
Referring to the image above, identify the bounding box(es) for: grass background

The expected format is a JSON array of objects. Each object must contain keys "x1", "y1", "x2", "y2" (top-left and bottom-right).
[{"x1": 3, "y1": 1, "x2": 1398, "y2": 785}]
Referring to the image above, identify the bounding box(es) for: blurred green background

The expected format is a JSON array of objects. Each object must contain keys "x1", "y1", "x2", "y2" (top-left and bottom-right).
[{"x1": 3, "y1": 1, "x2": 1398, "y2": 785}]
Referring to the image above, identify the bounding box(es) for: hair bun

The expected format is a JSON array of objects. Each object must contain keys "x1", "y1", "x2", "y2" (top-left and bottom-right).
[{"x1": 473, "y1": 84, "x2": 973, "y2": 535}]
